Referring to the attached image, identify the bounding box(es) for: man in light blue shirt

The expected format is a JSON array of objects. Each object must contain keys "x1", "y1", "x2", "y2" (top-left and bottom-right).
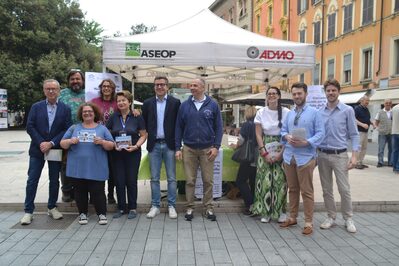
[
  {"x1": 317, "y1": 78, "x2": 359, "y2": 233},
  {"x1": 279, "y1": 82, "x2": 325, "y2": 235}
]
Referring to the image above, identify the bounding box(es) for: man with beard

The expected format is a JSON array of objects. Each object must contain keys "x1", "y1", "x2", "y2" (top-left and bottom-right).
[
  {"x1": 279, "y1": 82, "x2": 325, "y2": 235},
  {"x1": 317, "y1": 79, "x2": 359, "y2": 233},
  {"x1": 59, "y1": 69, "x2": 86, "y2": 202}
]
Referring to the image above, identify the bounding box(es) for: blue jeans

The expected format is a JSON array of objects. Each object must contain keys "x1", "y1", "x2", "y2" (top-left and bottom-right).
[
  {"x1": 392, "y1": 134, "x2": 399, "y2": 172},
  {"x1": 149, "y1": 142, "x2": 177, "y2": 207},
  {"x1": 24, "y1": 156, "x2": 61, "y2": 214},
  {"x1": 378, "y1": 134, "x2": 392, "y2": 165}
]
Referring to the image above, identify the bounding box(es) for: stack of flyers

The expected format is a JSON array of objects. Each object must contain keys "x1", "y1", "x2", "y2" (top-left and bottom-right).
[{"x1": 265, "y1": 141, "x2": 283, "y2": 158}]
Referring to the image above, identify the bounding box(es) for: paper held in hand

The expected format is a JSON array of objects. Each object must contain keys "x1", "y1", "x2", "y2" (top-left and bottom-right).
[
  {"x1": 291, "y1": 128, "x2": 307, "y2": 140},
  {"x1": 115, "y1": 136, "x2": 132, "y2": 150},
  {"x1": 44, "y1": 149, "x2": 62, "y2": 161},
  {"x1": 265, "y1": 141, "x2": 283, "y2": 158}
]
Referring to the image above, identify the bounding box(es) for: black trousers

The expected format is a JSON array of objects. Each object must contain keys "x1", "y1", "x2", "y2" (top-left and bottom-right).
[
  {"x1": 112, "y1": 151, "x2": 141, "y2": 211},
  {"x1": 107, "y1": 152, "x2": 115, "y2": 195},
  {"x1": 72, "y1": 178, "x2": 106, "y2": 215},
  {"x1": 235, "y1": 162, "x2": 256, "y2": 208}
]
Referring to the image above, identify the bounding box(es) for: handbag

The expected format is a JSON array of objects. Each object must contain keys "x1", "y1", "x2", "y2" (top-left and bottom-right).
[{"x1": 231, "y1": 137, "x2": 255, "y2": 163}]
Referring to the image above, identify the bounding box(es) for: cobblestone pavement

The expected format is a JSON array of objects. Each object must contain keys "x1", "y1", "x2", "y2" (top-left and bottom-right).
[{"x1": 0, "y1": 211, "x2": 399, "y2": 265}]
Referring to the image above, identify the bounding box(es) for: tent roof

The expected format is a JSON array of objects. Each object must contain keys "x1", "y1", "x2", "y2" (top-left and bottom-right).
[
  {"x1": 224, "y1": 91, "x2": 293, "y2": 106},
  {"x1": 102, "y1": 9, "x2": 315, "y2": 85}
]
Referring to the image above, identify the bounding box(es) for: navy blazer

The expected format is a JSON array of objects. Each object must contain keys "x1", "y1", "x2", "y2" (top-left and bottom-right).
[
  {"x1": 142, "y1": 95, "x2": 181, "y2": 152},
  {"x1": 27, "y1": 99, "x2": 72, "y2": 158}
]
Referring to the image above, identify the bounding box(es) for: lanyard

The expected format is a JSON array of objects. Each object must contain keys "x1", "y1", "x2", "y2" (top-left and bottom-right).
[{"x1": 120, "y1": 115, "x2": 129, "y2": 130}]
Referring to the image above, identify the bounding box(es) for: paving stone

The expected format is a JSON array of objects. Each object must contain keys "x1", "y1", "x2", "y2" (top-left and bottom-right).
[
  {"x1": 224, "y1": 239, "x2": 243, "y2": 252},
  {"x1": 9, "y1": 254, "x2": 35, "y2": 265},
  {"x1": 208, "y1": 237, "x2": 227, "y2": 250},
  {"x1": 104, "y1": 250, "x2": 127, "y2": 265},
  {"x1": 0, "y1": 251, "x2": 21, "y2": 265},
  {"x1": 22, "y1": 240, "x2": 48, "y2": 255},
  {"x1": 159, "y1": 252, "x2": 178, "y2": 266},
  {"x1": 79, "y1": 238, "x2": 100, "y2": 252},
  {"x1": 161, "y1": 240, "x2": 177, "y2": 254},
  {"x1": 211, "y1": 249, "x2": 232, "y2": 264},
  {"x1": 48, "y1": 253, "x2": 73, "y2": 265},
  {"x1": 122, "y1": 251, "x2": 143, "y2": 266},
  {"x1": 44, "y1": 238, "x2": 68, "y2": 252},
  {"x1": 85, "y1": 252, "x2": 109, "y2": 266},
  {"x1": 112, "y1": 238, "x2": 131, "y2": 251},
  {"x1": 261, "y1": 250, "x2": 286, "y2": 265},
  {"x1": 67, "y1": 250, "x2": 92, "y2": 265},
  {"x1": 277, "y1": 246, "x2": 302, "y2": 263},
  {"x1": 29, "y1": 250, "x2": 57, "y2": 265},
  {"x1": 178, "y1": 237, "x2": 194, "y2": 251},
  {"x1": 0, "y1": 240, "x2": 17, "y2": 255},
  {"x1": 195, "y1": 251, "x2": 214, "y2": 265},
  {"x1": 141, "y1": 250, "x2": 160, "y2": 264},
  {"x1": 58, "y1": 240, "x2": 82, "y2": 254},
  {"x1": 294, "y1": 249, "x2": 320, "y2": 264},
  {"x1": 177, "y1": 250, "x2": 195, "y2": 265},
  {"x1": 145, "y1": 238, "x2": 162, "y2": 251},
  {"x1": 9, "y1": 237, "x2": 36, "y2": 252},
  {"x1": 244, "y1": 248, "x2": 267, "y2": 264}
]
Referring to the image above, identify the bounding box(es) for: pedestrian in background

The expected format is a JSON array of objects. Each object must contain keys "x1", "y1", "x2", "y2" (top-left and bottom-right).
[{"x1": 374, "y1": 99, "x2": 393, "y2": 167}]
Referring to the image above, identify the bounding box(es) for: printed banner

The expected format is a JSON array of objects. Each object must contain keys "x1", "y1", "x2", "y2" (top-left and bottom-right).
[
  {"x1": 306, "y1": 85, "x2": 327, "y2": 110},
  {"x1": 0, "y1": 89, "x2": 8, "y2": 129}
]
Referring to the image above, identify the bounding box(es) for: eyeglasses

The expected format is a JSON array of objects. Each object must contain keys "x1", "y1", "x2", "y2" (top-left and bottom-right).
[
  {"x1": 154, "y1": 83, "x2": 167, "y2": 87},
  {"x1": 45, "y1": 88, "x2": 58, "y2": 92}
]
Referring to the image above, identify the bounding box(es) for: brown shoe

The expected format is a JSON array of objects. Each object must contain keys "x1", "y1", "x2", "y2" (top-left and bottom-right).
[
  {"x1": 302, "y1": 226, "x2": 313, "y2": 235},
  {"x1": 279, "y1": 218, "x2": 297, "y2": 228}
]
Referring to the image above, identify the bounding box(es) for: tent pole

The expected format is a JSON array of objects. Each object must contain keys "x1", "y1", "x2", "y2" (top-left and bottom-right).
[{"x1": 131, "y1": 77, "x2": 135, "y2": 109}]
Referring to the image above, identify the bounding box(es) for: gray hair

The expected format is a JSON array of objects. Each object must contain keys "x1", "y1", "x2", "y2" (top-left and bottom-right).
[{"x1": 43, "y1": 79, "x2": 60, "y2": 89}]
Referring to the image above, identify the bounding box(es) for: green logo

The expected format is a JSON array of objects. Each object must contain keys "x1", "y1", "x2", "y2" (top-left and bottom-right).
[{"x1": 125, "y1": 43, "x2": 140, "y2": 57}]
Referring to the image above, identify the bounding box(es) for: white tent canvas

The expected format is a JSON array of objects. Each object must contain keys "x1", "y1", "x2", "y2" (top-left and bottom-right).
[{"x1": 102, "y1": 9, "x2": 315, "y2": 85}]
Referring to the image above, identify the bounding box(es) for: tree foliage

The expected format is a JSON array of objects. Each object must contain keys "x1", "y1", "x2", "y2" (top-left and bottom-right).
[
  {"x1": 0, "y1": 0, "x2": 102, "y2": 112},
  {"x1": 81, "y1": 20, "x2": 104, "y2": 45},
  {"x1": 130, "y1": 23, "x2": 157, "y2": 35}
]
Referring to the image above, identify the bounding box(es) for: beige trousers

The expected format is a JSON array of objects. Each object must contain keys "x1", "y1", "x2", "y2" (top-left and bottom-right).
[{"x1": 357, "y1": 132, "x2": 368, "y2": 165}]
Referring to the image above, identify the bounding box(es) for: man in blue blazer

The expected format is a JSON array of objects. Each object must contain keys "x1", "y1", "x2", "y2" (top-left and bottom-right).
[
  {"x1": 20, "y1": 79, "x2": 72, "y2": 225},
  {"x1": 142, "y1": 76, "x2": 181, "y2": 219}
]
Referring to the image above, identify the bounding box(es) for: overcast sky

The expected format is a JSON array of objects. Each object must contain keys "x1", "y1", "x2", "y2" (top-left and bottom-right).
[{"x1": 78, "y1": 0, "x2": 215, "y2": 36}]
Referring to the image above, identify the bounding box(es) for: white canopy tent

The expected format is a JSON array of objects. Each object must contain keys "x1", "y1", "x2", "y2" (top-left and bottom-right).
[{"x1": 102, "y1": 9, "x2": 315, "y2": 86}]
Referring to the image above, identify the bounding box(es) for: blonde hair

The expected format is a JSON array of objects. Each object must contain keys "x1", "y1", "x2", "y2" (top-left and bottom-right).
[{"x1": 244, "y1": 106, "x2": 257, "y2": 121}]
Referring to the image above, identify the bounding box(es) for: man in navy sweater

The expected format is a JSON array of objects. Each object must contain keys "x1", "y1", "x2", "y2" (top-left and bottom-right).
[{"x1": 175, "y1": 78, "x2": 223, "y2": 221}]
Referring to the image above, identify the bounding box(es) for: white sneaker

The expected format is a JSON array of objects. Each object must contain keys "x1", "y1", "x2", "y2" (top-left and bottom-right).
[
  {"x1": 78, "y1": 213, "x2": 88, "y2": 225},
  {"x1": 278, "y1": 213, "x2": 287, "y2": 223},
  {"x1": 98, "y1": 214, "x2": 108, "y2": 225},
  {"x1": 168, "y1": 206, "x2": 177, "y2": 219},
  {"x1": 345, "y1": 218, "x2": 357, "y2": 233},
  {"x1": 146, "y1": 206, "x2": 160, "y2": 218},
  {"x1": 320, "y1": 217, "x2": 336, "y2": 229},
  {"x1": 20, "y1": 213, "x2": 33, "y2": 225},
  {"x1": 48, "y1": 207, "x2": 63, "y2": 220},
  {"x1": 261, "y1": 216, "x2": 270, "y2": 223}
]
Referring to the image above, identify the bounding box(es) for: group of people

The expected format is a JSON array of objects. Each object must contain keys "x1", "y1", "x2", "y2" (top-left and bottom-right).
[
  {"x1": 234, "y1": 79, "x2": 360, "y2": 235},
  {"x1": 20, "y1": 70, "x2": 223, "y2": 226},
  {"x1": 21, "y1": 68, "x2": 395, "y2": 236}
]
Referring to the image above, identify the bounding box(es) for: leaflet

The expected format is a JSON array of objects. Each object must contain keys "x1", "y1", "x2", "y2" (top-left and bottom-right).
[
  {"x1": 265, "y1": 141, "x2": 283, "y2": 158},
  {"x1": 115, "y1": 135, "x2": 132, "y2": 149},
  {"x1": 77, "y1": 130, "x2": 96, "y2": 143},
  {"x1": 291, "y1": 128, "x2": 307, "y2": 140},
  {"x1": 44, "y1": 149, "x2": 62, "y2": 161}
]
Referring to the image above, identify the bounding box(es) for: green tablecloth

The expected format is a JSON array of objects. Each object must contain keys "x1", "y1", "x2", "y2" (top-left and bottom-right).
[{"x1": 138, "y1": 147, "x2": 239, "y2": 181}]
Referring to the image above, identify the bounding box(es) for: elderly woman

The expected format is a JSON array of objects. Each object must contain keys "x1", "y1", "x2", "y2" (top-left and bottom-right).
[
  {"x1": 90, "y1": 79, "x2": 118, "y2": 204},
  {"x1": 106, "y1": 91, "x2": 147, "y2": 219},
  {"x1": 252, "y1": 87, "x2": 290, "y2": 223},
  {"x1": 232, "y1": 106, "x2": 258, "y2": 216},
  {"x1": 60, "y1": 103, "x2": 114, "y2": 225}
]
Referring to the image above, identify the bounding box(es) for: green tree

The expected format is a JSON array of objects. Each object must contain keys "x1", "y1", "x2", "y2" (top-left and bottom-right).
[
  {"x1": 0, "y1": 0, "x2": 102, "y2": 113},
  {"x1": 81, "y1": 20, "x2": 104, "y2": 46}
]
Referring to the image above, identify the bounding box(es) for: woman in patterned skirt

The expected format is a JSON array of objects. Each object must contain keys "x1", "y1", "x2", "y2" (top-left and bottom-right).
[{"x1": 252, "y1": 87, "x2": 290, "y2": 223}]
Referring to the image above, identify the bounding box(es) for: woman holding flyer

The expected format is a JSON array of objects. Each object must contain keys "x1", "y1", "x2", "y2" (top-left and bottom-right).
[
  {"x1": 60, "y1": 103, "x2": 115, "y2": 225},
  {"x1": 106, "y1": 91, "x2": 147, "y2": 219},
  {"x1": 252, "y1": 87, "x2": 290, "y2": 223}
]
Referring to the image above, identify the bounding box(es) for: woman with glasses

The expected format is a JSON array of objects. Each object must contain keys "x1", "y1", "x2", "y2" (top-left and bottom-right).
[
  {"x1": 60, "y1": 103, "x2": 115, "y2": 225},
  {"x1": 252, "y1": 87, "x2": 290, "y2": 223},
  {"x1": 91, "y1": 79, "x2": 118, "y2": 204},
  {"x1": 106, "y1": 91, "x2": 147, "y2": 219}
]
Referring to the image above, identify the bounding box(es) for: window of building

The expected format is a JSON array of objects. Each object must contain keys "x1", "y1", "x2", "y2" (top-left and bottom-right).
[
  {"x1": 395, "y1": 0, "x2": 399, "y2": 12},
  {"x1": 314, "y1": 21, "x2": 321, "y2": 45},
  {"x1": 256, "y1": 15, "x2": 261, "y2": 32},
  {"x1": 327, "y1": 59, "x2": 335, "y2": 79},
  {"x1": 239, "y1": 0, "x2": 247, "y2": 17},
  {"x1": 394, "y1": 39, "x2": 399, "y2": 75},
  {"x1": 343, "y1": 3, "x2": 353, "y2": 33},
  {"x1": 268, "y1": 6, "x2": 273, "y2": 25},
  {"x1": 311, "y1": 0, "x2": 321, "y2": 5},
  {"x1": 313, "y1": 63, "x2": 320, "y2": 85},
  {"x1": 299, "y1": 29, "x2": 306, "y2": 43},
  {"x1": 343, "y1": 53, "x2": 352, "y2": 83},
  {"x1": 362, "y1": 0, "x2": 373, "y2": 25},
  {"x1": 229, "y1": 8, "x2": 234, "y2": 23},
  {"x1": 298, "y1": 0, "x2": 308, "y2": 14},
  {"x1": 282, "y1": 30, "x2": 288, "y2": 40},
  {"x1": 327, "y1": 12, "x2": 336, "y2": 40},
  {"x1": 299, "y1": 73, "x2": 305, "y2": 83},
  {"x1": 362, "y1": 48, "x2": 373, "y2": 80},
  {"x1": 283, "y1": 0, "x2": 288, "y2": 16}
]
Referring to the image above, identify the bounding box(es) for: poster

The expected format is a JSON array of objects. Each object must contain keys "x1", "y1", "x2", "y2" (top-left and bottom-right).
[
  {"x1": 195, "y1": 149, "x2": 223, "y2": 198},
  {"x1": 306, "y1": 85, "x2": 326, "y2": 110},
  {"x1": 0, "y1": 89, "x2": 8, "y2": 129},
  {"x1": 85, "y1": 72, "x2": 123, "y2": 102}
]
